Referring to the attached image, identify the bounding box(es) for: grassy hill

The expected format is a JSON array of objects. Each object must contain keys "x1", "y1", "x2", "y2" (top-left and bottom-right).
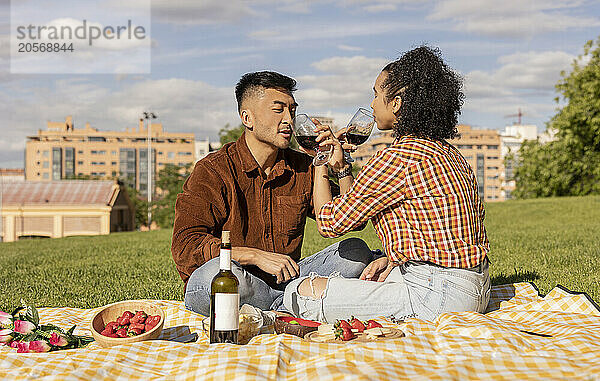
[{"x1": 1, "y1": 195, "x2": 599, "y2": 312}]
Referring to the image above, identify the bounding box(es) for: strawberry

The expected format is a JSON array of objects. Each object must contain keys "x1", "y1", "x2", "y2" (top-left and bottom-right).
[
  {"x1": 128, "y1": 328, "x2": 143, "y2": 336},
  {"x1": 129, "y1": 322, "x2": 146, "y2": 331},
  {"x1": 104, "y1": 321, "x2": 119, "y2": 333},
  {"x1": 130, "y1": 311, "x2": 148, "y2": 325},
  {"x1": 115, "y1": 328, "x2": 128, "y2": 338},
  {"x1": 365, "y1": 320, "x2": 383, "y2": 329},
  {"x1": 334, "y1": 319, "x2": 352, "y2": 331},
  {"x1": 100, "y1": 328, "x2": 114, "y2": 337},
  {"x1": 117, "y1": 311, "x2": 134, "y2": 326},
  {"x1": 144, "y1": 315, "x2": 161, "y2": 332},
  {"x1": 335, "y1": 327, "x2": 355, "y2": 341},
  {"x1": 349, "y1": 316, "x2": 365, "y2": 332}
]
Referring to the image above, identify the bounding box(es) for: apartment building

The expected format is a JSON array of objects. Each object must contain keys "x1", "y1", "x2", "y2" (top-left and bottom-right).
[
  {"x1": 352, "y1": 125, "x2": 503, "y2": 201},
  {"x1": 25, "y1": 116, "x2": 195, "y2": 195}
]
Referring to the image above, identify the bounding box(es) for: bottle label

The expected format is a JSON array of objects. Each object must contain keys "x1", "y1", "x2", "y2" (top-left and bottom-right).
[
  {"x1": 219, "y1": 248, "x2": 231, "y2": 270},
  {"x1": 214, "y1": 293, "x2": 239, "y2": 330}
]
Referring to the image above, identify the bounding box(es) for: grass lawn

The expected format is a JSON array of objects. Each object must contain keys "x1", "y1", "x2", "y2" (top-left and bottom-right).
[{"x1": 1, "y1": 195, "x2": 599, "y2": 312}]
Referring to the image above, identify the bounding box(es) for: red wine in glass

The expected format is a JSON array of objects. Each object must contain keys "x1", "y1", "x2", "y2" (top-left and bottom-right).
[
  {"x1": 295, "y1": 135, "x2": 320, "y2": 151},
  {"x1": 345, "y1": 132, "x2": 369, "y2": 145},
  {"x1": 292, "y1": 114, "x2": 332, "y2": 166}
]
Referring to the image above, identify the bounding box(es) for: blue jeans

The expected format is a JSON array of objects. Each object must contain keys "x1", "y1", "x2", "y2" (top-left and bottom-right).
[
  {"x1": 184, "y1": 238, "x2": 376, "y2": 316},
  {"x1": 283, "y1": 258, "x2": 491, "y2": 322}
]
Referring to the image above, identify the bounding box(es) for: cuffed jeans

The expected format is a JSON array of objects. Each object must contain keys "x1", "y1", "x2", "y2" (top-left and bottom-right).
[
  {"x1": 184, "y1": 238, "x2": 377, "y2": 316},
  {"x1": 283, "y1": 258, "x2": 491, "y2": 323}
]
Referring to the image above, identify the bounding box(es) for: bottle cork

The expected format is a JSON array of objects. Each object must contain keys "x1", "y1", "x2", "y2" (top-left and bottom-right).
[{"x1": 222, "y1": 231, "x2": 231, "y2": 244}]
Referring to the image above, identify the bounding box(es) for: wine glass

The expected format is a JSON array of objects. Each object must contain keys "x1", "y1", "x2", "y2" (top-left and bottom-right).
[
  {"x1": 292, "y1": 114, "x2": 332, "y2": 166},
  {"x1": 340, "y1": 108, "x2": 376, "y2": 163}
]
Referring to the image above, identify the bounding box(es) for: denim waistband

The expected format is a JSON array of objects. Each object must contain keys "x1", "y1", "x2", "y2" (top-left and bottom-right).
[{"x1": 403, "y1": 256, "x2": 489, "y2": 274}]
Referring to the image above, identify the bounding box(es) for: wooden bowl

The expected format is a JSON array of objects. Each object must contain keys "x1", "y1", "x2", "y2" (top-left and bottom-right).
[
  {"x1": 274, "y1": 316, "x2": 320, "y2": 338},
  {"x1": 90, "y1": 300, "x2": 165, "y2": 348}
]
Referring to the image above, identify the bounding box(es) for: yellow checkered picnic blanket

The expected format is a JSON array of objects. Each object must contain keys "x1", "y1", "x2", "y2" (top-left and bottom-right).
[{"x1": 2, "y1": 282, "x2": 599, "y2": 380}]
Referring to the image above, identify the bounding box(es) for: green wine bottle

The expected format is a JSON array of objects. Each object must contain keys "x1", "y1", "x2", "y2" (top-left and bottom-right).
[{"x1": 209, "y1": 231, "x2": 239, "y2": 344}]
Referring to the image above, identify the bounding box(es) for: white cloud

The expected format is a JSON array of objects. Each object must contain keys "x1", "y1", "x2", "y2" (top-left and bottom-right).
[
  {"x1": 249, "y1": 21, "x2": 419, "y2": 43},
  {"x1": 462, "y1": 50, "x2": 578, "y2": 121},
  {"x1": 296, "y1": 56, "x2": 388, "y2": 111},
  {"x1": 338, "y1": 44, "x2": 363, "y2": 52},
  {"x1": 116, "y1": 0, "x2": 258, "y2": 25},
  {"x1": 363, "y1": 3, "x2": 398, "y2": 12},
  {"x1": 429, "y1": 0, "x2": 600, "y2": 38}
]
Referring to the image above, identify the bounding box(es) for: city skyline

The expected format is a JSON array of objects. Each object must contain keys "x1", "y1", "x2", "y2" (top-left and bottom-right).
[{"x1": 1, "y1": 0, "x2": 599, "y2": 168}]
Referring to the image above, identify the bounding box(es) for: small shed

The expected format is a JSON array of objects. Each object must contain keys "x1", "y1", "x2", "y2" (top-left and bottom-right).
[{"x1": 0, "y1": 180, "x2": 135, "y2": 242}]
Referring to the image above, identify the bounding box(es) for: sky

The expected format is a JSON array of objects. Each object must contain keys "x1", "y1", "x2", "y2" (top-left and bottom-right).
[{"x1": 0, "y1": 0, "x2": 599, "y2": 168}]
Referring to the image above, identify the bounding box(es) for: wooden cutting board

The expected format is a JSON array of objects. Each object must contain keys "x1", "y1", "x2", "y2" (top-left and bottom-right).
[{"x1": 304, "y1": 327, "x2": 404, "y2": 343}]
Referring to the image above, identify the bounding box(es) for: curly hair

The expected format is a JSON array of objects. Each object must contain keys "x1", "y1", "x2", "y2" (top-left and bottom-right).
[{"x1": 381, "y1": 46, "x2": 464, "y2": 140}]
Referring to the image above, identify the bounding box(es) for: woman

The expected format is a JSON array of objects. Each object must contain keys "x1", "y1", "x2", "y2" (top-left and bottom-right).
[{"x1": 283, "y1": 46, "x2": 491, "y2": 322}]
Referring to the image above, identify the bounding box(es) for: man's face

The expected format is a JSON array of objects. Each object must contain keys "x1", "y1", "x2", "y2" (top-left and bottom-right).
[{"x1": 242, "y1": 87, "x2": 297, "y2": 150}]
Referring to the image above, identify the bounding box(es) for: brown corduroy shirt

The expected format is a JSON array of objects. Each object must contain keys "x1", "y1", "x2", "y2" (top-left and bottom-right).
[{"x1": 171, "y1": 132, "x2": 329, "y2": 290}]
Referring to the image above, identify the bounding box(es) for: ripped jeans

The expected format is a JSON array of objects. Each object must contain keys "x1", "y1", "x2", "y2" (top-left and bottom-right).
[
  {"x1": 283, "y1": 258, "x2": 491, "y2": 323},
  {"x1": 184, "y1": 238, "x2": 378, "y2": 316}
]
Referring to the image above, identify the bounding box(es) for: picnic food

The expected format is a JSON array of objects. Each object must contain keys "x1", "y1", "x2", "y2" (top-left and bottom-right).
[
  {"x1": 274, "y1": 316, "x2": 321, "y2": 338},
  {"x1": 305, "y1": 318, "x2": 403, "y2": 342},
  {"x1": 365, "y1": 320, "x2": 383, "y2": 329},
  {"x1": 100, "y1": 310, "x2": 161, "y2": 338},
  {"x1": 209, "y1": 231, "x2": 240, "y2": 344},
  {"x1": 349, "y1": 316, "x2": 365, "y2": 332}
]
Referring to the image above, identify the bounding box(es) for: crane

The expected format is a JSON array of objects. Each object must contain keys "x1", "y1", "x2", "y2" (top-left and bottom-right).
[{"x1": 504, "y1": 108, "x2": 524, "y2": 125}]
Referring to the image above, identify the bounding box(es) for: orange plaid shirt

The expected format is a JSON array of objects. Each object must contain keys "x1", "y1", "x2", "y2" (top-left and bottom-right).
[{"x1": 318, "y1": 135, "x2": 489, "y2": 268}]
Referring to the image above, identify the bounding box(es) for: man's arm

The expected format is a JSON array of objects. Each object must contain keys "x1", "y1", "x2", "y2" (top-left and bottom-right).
[{"x1": 171, "y1": 161, "x2": 228, "y2": 286}]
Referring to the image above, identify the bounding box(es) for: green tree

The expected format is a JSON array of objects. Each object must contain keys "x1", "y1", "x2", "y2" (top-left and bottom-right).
[
  {"x1": 514, "y1": 36, "x2": 600, "y2": 198},
  {"x1": 152, "y1": 163, "x2": 193, "y2": 229},
  {"x1": 126, "y1": 186, "x2": 148, "y2": 229},
  {"x1": 219, "y1": 123, "x2": 245, "y2": 145}
]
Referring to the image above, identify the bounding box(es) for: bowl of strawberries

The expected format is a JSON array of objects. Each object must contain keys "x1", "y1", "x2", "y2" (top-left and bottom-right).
[{"x1": 90, "y1": 300, "x2": 165, "y2": 348}]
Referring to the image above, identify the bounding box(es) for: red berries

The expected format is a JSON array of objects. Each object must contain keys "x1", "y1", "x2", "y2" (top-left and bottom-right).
[
  {"x1": 100, "y1": 310, "x2": 161, "y2": 338},
  {"x1": 333, "y1": 317, "x2": 384, "y2": 341},
  {"x1": 336, "y1": 327, "x2": 355, "y2": 341},
  {"x1": 365, "y1": 320, "x2": 383, "y2": 329},
  {"x1": 349, "y1": 316, "x2": 366, "y2": 332}
]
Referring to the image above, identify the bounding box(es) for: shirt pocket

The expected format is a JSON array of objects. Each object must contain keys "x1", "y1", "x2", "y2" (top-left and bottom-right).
[{"x1": 275, "y1": 193, "x2": 310, "y2": 236}]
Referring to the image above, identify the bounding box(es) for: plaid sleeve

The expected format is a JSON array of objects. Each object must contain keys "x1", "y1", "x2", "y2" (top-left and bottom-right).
[{"x1": 317, "y1": 148, "x2": 406, "y2": 237}]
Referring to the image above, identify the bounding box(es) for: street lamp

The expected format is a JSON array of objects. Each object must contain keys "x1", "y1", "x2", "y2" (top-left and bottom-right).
[{"x1": 142, "y1": 111, "x2": 157, "y2": 229}]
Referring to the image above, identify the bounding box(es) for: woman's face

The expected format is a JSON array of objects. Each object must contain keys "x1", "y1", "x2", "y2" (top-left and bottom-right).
[{"x1": 370, "y1": 71, "x2": 399, "y2": 131}]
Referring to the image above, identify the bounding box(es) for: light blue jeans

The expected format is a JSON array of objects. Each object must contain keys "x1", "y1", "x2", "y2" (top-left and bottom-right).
[
  {"x1": 283, "y1": 258, "x2": 491, "y2": 322},
  {"x1": 184, "y1": 238, "x2": 377, "y2": 316}
]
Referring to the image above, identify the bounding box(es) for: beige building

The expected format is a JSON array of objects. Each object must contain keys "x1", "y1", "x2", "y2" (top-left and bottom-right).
[
  {"x1": 195, "y1": 139, "x2": 221, "y2": 162},
  {"x1": 25, "y1": 116, "x2": 196, "y2": 195},
  {"x1": 0, "y1": 169, "x2": 25, "y2": 183},
  {"x1": 352, "y1": 125, "x2": 503, "y2": 202},
  {"x1": 0, "y1": 181, "x2": 134, "y2": 242}
]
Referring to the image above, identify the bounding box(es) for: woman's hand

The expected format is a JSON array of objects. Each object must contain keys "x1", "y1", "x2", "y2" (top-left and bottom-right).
[
  {"x1": 359, "y1": 256, "x2": 393, "y2": 282},
  {"x1": 312, "y1": 120, "x2": 352, "y2": 171}
]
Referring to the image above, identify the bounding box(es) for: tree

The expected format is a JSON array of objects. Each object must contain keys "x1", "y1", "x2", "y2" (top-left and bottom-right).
[
  {"x1": 513, "y1": 36, "x2": 600, "y2": 198},
  {"x1": 152, "y1": 163, "x2": 192, "y2": 229},
  {"x1": 219, "y1": 123, "x2": 245, "y2": 145},
  {"x1": 126, "y1": 186, "x2": 148, "y2": 229}
]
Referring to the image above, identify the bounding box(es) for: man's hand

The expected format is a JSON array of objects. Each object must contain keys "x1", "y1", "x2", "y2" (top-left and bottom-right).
[
  {"x1": 359, "y1": 256, "x2": 393, "y2": 282},
  {"x1": 232, "y1": 247, "x2": 300, "y2": 284}
]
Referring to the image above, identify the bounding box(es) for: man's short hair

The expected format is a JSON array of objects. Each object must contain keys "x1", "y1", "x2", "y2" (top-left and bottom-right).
[{"x1": 235, "y1": 71, "x2": 297, "y2": 112}]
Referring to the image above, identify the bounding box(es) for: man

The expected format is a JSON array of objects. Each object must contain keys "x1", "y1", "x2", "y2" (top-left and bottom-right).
[{"x1": 171, "y1": 71, "x2": 375, "y2": 316}]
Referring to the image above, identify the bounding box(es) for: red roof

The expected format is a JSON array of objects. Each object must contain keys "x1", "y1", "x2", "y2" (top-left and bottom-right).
[{"x1": 1, "y1": 181, "x2": 118, "y2": 206}]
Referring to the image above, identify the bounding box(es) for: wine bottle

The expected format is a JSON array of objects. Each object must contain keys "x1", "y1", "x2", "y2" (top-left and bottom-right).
[{"x1": 209, "y1": 231, "x2": 239, "y2": 344}]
